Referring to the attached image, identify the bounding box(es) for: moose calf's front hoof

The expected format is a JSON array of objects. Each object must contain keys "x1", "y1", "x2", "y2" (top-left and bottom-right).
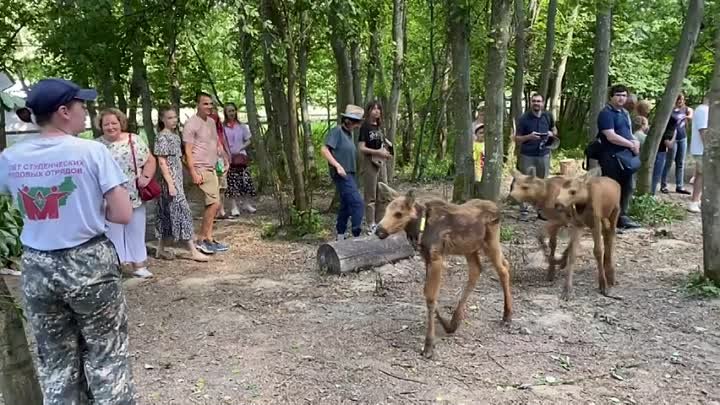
[
  {"x1": 545, "y1": 270, "x2": 556, "y2": 282},
  {"x1": 422, "y1": 344, "x2": 435, "y2": 359},
  {"x1": 561, "y1": 287, "x2": 574, "y2": 301}
]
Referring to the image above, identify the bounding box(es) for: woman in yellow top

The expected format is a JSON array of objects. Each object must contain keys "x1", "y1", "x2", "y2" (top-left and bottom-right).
[{"x1": 472, "y1": 123, "x2": 485, "y2": 181}]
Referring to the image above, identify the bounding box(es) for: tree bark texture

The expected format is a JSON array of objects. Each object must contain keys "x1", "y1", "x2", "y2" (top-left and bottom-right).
[
  {"x1": 134, "y1": 52, "x2": 155, "y2": 146},
  {"x1": 550, "y1": 4, "x2": 580, "y2": 119},
  {"x1": 364, "y1": 14, "x2": 381, "y2": 105},
  {"x1": 0, "y1": 277, "x2": 43, "y2": 405},
  {"x1": 317, "y1": 233, "x2": 415, "y2": 274},
  {"x1": 387, "y1": 0, "x2": 406, "y2": 182},
  {"x1": 478, "y1": 0, "x2": 512, "y2": 202},
  {"x1": 702, "y1": 26, "x2": 720, "y2": 283},
  {"x1": 537, "y1": 0, "x2": 557, "y2": 102},
  {"x1": 328, "y1": 4, "x2": 354, "y2": 117},
  {"x1": 637, "y1": 0, "x2": 703, "y2": 195},
  {"x1": 587, "y1": 3, "x2": 612, "y2": 147},
  {"x1": 510, "y1": 0, "x2": 527, "y2": 139},
  {"x1": 447, "y1": 0, "x2": 473, "y2": 202},
  {"x1": 351, "y1": 40, "x2": 363, "y2": 106},
  {"x1": 402, "y1": 83, "x2": 415, "y2": 166},
  {"x1": 298, "y1": 8, "x2": 315, "y2": 180}
]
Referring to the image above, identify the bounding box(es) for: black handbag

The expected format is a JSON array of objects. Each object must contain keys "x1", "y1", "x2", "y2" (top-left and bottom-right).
[{"x1": 612, "y1": 148, "x2": 641, "y2": 175}]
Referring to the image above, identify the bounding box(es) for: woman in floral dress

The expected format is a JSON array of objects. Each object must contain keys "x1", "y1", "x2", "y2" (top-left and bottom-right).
[
  {"x1": 154, "y1": 107, "x2": 208, "y2": 262},
  {"x1": 223, "y1": 103, "x2": 257, "y2": 216}
]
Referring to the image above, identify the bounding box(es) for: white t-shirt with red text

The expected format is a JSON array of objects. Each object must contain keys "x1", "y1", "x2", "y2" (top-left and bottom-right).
[{"x1": 0, "y1": 135, "x2": 127, "y2": 251}]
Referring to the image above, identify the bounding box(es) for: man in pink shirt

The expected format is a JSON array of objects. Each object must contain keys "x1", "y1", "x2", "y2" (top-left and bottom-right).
[{"x1": 182, "y1": 92, "x2": 229, "y2": 253}]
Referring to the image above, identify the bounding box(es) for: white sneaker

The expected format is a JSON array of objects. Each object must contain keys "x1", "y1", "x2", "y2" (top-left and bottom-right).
[
  {"x1": 367, "y1": 223, "x2": 378, "y2": 235},
  {"x1": 687, "y1": 202, "x2": 701, "y2": 213},
  {"x1": 243, "y1": 203, "x2": 257, "y2": 214},
  {"x1": 230, "y1": 208, "x2": 240, "y2": 217},
  {"x1": 336, "y1": 234, "x2": 346, "y2": 241},
  {"x1": 133, "y1": 267, "x2": 154, "y2": 278}
]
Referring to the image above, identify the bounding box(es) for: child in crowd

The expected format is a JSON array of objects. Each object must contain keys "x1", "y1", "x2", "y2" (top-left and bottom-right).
[{"x1": 473, "y1": 123, "x2": 485, "y2": 181}]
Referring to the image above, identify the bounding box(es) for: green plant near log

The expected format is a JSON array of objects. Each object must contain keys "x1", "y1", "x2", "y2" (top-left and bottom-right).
[{"x1": 0, "y1": 195, "x2": 23, "y2": 269}]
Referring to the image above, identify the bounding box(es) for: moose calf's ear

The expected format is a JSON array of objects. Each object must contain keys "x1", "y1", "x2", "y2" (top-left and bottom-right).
[
  {"x1": 378, "y1": 182, "x2": 400, "y2": 200},
  {"x1": 405, "y1": 189, "x2": 416, "y2": 207}
]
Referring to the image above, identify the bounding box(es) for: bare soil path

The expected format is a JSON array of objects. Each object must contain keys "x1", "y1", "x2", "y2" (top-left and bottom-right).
[{"x1": 126, "y1": 181, "x2": 719, "y2": 405}]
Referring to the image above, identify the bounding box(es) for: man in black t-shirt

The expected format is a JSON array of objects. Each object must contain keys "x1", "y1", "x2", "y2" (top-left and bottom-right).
[{"x1": 514, "y1": 93, "x2": 558, "y2": 221}]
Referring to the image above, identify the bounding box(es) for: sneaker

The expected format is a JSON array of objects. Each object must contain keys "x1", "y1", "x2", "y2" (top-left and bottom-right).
[
  {"x1": 367, "y1": 223, "x2": 378, "y2": 235},
  {"x1": 689, "y1": 176, "x2": 695, "y2": 185},
  {"x1": 519, "y1": 211, "x2": 529, "y2": 222},
  {"x1": 687, "y1": 201, "x2": 701, "y2": 213},
  {"x1": 243, "y1": 203, "x2": 257, "y2": 214},
  {"x1": 230, "y1": 208, "x2": 241, "y2": 217},
  {"x1": 133, "y1": 267, "x2": 154, "y2": 278},
  {"x1": 618, "y1": 216, "x2": 641, "y2": 230},
  {"x1": 207, "y1": 240, "x2": 229, "y2": 252},
  {"x1": 336, "y1": 234, "x2": 346, "y2": 241},
  {"x1": 195, "y1": 240, "x2": 215, "y2": 255},
  {"x1": 676, "y1": 188, "x2": 691, "y2": 195},
  {"x1": 660, "y1": 187, "x2": 670, "y2": 194}
]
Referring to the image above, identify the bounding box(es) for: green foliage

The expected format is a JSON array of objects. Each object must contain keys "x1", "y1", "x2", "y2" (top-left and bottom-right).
[
  {"x1": 0, "y1": 195, "x2": 23, "y2": 269},
  {"x1": 628, "y1": 194, "x2": 686, "y2": 226},
  {"x1": 685, "y1": 271, "x2": 720, "y2": 299},
  {"x1": 500, "y1": 225, "x2": 517, "y2": 243},
  {"x1": 261, "y1": 208, "x2": 324, "y2": 240}
]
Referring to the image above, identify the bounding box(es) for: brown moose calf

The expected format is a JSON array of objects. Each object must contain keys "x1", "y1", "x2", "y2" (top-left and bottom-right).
[
  {"x1": 509, "y1": 169, "x2": 573, "y2": 281},
  {"x1": 375, "y1": 183, "x2": 512, "y2": 359},
  {"x1": 554, "y1": 172, "x2": 621, "y2": 300}
]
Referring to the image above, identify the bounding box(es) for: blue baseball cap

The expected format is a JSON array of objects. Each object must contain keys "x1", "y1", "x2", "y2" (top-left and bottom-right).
[{"x1": 25, "y1": 78, "x2": 97, "y2": 116}]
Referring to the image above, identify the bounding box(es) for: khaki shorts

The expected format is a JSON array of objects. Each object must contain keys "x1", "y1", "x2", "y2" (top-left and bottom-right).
[
  {"x1": 194, "y1": 170, "x2": 220, "y2": 206},
  {"x1": 693, "y1": 155, "x2": 703, "y2": 175}
]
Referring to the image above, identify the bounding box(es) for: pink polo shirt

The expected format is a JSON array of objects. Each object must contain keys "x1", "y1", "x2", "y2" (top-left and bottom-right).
[{"x1": 182, "y1": 114, "x2": 218, "y2": 171}]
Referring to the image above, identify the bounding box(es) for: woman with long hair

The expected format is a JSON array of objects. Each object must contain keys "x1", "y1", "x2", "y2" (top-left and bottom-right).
[
  {"x1": 358, "y1": 100, "x2": 391, "y2": 233},
  {"x1": 154, "y1": 106, "x2": 209, "y2": 261},
  {"x1": 223, "y1": 102, "x2": 257, "y2": 216},
  {"x1": 660, "y1": 92, "x2": 693, "y2": 194},
  {"x1": 96, "y1": 108, "x2": 157, "y2": 278}
]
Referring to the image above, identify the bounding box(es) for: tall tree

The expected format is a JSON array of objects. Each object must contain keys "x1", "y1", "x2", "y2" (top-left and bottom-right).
[
  {"x1": 702, "y1": 27, "x2": 720, "y2": 283},
  {"x1": 298, "y1": 4, "x2": 315, "y2": 178},
  {"x1": 587, "y1": 1, "x2": 613, "y2": 146},
  {"x1": 510, "y1": 0, "x2": 528, "y2": 136},
  {"x1": 447, "y1": 0, "x2": 473, "y2": 202},
  {"x1": 537, "y1": 0, "x2": 558, "y2": 102},
  {"x1": 0, "y1": 279, "x2": 43, "y2": 405},
  {"x1": 387, "y1": 0, "x2": 406, "y2": 181},
  {"x1": 637, "y1": 0, "x2": 704, "y2": 194},
  {"x1": 550, "y1": 3, "x2": 581, "y2": 119},
  {"x1": 364, "y1": 12, "x2": 381, "y2": 105},
  {"x1": 478, "y1": 0, "x2": 513, "y2": 201},
  {"x1": 328, "y1": 0, "x2": 354, "y2": 116}
]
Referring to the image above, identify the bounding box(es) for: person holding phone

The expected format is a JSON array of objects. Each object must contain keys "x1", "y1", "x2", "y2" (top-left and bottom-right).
[{"x1": 513, "y1": 92, "x2": 559, "y2": 221}]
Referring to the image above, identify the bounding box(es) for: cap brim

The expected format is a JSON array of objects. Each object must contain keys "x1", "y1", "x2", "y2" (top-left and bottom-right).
[
  {"x1": 75, "y1": 88, "x2": 97, "y2": 101},
  {"x1": 341, "y1": 113, "x2": 363, "y2": 121}
]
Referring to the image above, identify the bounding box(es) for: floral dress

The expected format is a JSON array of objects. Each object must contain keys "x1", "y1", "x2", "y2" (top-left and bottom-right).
[
  {"x1": 224, "y1": 122, "x2": 257, "y2": 199},
  {"x1": 97, "y1": 133, "x2": 148, "y2": 209},
  {"x1": 153, "y1": 130, "x2": 194, "y2": 241}
]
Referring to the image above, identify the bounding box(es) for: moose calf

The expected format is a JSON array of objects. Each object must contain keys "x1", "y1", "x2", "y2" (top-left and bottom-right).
[
  {"x1": 554, "y1": 172, "x2": 621, "y2": 300},
  {"x1": 375, "y1": 183, "x2": 512, "y2": 359},
  {"x1": 509, "y1": 169, "x2": 573, "y2": 281}
]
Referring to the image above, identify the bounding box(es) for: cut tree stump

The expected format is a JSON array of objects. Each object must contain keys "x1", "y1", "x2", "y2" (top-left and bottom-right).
[
  {"x1": 559, "y1": 159, "x2": 578, "y2": 176},
  {"x1": 317, "y1": 232, "x2": 415, "y2": 274}
]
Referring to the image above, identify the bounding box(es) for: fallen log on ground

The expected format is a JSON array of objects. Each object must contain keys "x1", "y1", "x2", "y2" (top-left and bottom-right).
[{"x1": 317, "y1": 232, "x2": 415, "y2": 274}]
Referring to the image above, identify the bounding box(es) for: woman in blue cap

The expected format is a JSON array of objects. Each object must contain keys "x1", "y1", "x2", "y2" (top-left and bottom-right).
[{"x1": 0, "y1": 78, "x2": 137, "y2": 404}]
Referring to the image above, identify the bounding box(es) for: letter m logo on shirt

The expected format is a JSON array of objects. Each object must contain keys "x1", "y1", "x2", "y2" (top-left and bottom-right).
[{"x1": 16, "y1": 176, "x2": 77, "y2": 221}]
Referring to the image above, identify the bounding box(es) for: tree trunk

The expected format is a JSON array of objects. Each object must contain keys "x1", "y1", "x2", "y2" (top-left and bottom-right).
[
  {"x1": 0, "y1": 278, "x2": 43, "y2": 405},
  {"x1": 100, "y1": 68, "x2": 115, "y2": 108},
  {"x1": 637, "y1": 0, "x2": 703, "y2": 195},
  {"x1": 240, "y1": 16, "x2": 273, "y2": 192},
  {"x1": 127, "y1": 75, "x2": 139, "y2": 134},
  {"x1": 351, "y1": 41, "x2": 363, "y2": 106},
  {"x1": 116, "y1": 74, "x2": 128, "y2": 116},
  {"x1": 509, "y1": 0, "x2": 527, "y2": 162},
  {"x1": 0, "y1": 107, "x2": 6, "y2": 150},
  {"x1": 438, "y1": 50, "x2": 451, "y2": 160},
  {"x1": 364, "y1": 14, "x2": 381, "y2": 105},
  {"x1": 550, "y1": 4, "x2": 580, "y2": 119},
  {"x1": 298, "y1": 8, "x2": 315, "y2": 180},
  {"x1": 387, "y1": 0, "x2": 406, "y2": 183},
  {"x1": 587, "y1": 3, "x2": 612, "y2": 144},
  {"x1": 168, "y1": 29, "x2": 181, "y2": 112},
  {"x1": 477, "y1": 0, "x2": 512, "y2": 202},
  {"x1": 285, "y1": 9, "x2": 309, "y2": 211},
  {"x1": 133, "y1": 51, "x2": 155, "y2": 146},
  {"x1": 328, "y1": 7, "x2": 354, "y2": 116},
  {"x1": 537, "y1": 0, "x2": 557, "y2": 102},
  {"x1": 402, "y1": 83, "x2": 415, "y2": 166},
  {"x1": 447, "y1": 0, "x2": 473, "y2": 202},
  {"x1": 702, "y1": 27, "x2": 720, "y2": 283}
]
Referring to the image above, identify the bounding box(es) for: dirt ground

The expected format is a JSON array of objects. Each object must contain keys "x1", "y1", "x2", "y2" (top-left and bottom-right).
[{"x1": 124, "y1": 178, "x2": 720, "y2": 405}]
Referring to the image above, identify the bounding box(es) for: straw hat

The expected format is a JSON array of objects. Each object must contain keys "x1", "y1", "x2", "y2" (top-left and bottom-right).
[{"x1": 341, "y1": 104, "x2": 364, "y2": 121}]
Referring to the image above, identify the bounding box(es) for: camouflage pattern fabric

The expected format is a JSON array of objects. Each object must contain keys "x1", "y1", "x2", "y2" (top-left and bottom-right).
[{"x1": 21, "y1": 236, "x2": 136, "y2": 405}]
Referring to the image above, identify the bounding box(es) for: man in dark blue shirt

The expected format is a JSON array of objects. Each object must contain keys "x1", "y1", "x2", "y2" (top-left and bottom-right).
[
  {"x1": 596, "y1": 84, "x2": 641, "y2": 229},
  {"x1": 514, "y1": 93, "x2": 558, "y2": 220}
]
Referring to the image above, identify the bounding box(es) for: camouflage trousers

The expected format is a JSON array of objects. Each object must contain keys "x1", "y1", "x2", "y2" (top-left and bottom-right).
[{"x1": 21, "y1": 235, "x2": 136, "y2": 405}]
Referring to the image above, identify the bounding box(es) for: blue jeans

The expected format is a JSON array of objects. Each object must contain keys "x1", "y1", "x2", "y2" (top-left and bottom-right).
[
  {"x1": 332, "y1": 174, "x2": 364, "y2": 237},
  {"x1": 661, "y1": 137, "x2": 687, "y2": 189},
  {"x1": 652, "y1": 152, "x2": 667, "y2": 195}
]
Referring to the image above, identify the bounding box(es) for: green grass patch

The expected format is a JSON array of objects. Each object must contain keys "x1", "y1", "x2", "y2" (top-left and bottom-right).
[
  {"x1": 685, "y1": 271, "x2": 720, "y2": 298},
  {"x1": 260, "y1": 208, "x2": 325, "y2": 241},
  {"x1": 628, "y1": 194, "x2": 686, "y2": 226},
  {"x1": 500, "y1": 225, "x2": 518, "y2": 243}
]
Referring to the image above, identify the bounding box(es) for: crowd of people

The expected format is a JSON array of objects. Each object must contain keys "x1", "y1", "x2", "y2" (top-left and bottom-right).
[{"x1": 509, "y1": 85, "x2": 709, "y2": 231}]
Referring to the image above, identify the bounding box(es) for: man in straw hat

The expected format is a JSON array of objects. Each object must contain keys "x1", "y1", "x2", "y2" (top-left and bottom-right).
[
  {"x1": 0, "y1": 78, "x2": 136, "y2": 403},
  {"x1": 321, "y1": 104, "x2": 365, "y2": 240}
]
